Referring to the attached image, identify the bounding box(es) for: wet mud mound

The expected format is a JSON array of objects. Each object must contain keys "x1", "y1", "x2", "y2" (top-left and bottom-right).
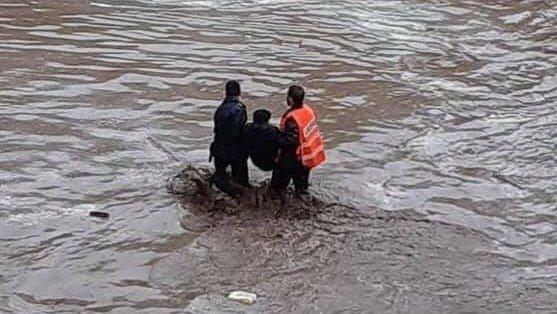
[
  {"x1": 154, "y1": 166, "x2": 555, "y2": 313},
  {"x1": 167, "y1": 165, "x2": 326, "y2": 219}
]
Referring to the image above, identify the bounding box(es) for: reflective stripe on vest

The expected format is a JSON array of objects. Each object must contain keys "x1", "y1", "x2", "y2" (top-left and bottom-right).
[{"x1": 280, "y1": 104, "x2": 326, "y2": 169}]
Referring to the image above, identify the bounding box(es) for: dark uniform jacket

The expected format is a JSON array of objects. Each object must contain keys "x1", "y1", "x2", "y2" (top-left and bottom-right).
[
  {"x1": 211, "y1": 96, "x2": 247, "y2": 160},
  {"x1": 213, "y1": 96, "x2": 247, "y2": 146},
  {"x1": 243, "y1": 122, "x2": 282, "y2": 171}
]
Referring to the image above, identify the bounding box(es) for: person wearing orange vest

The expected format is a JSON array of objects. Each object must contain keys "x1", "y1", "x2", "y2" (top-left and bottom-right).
[{"x1": 271, "y1": 85, "x2": 326, "y2": 195}]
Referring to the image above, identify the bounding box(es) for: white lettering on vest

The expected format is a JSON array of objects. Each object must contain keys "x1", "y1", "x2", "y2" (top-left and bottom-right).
[{"x1": 304, "y1": 118, "x2": 318, "y2": 137}]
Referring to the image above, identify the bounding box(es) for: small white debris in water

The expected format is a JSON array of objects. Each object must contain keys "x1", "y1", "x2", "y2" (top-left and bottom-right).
[{"x1": 227, "y1": 291, "x2": 257, "y2": 305}]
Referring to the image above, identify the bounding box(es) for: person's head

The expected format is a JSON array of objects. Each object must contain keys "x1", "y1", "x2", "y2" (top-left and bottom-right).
[
  {"x1": 253, "y1": 109, "x2": 271, "y2": 124},
  {"x1": 225, "y1": 80, "x2": 241, "y2": 98},
  {"x1": 287, "y1": 85, "x2": 305, "y2": 108}
]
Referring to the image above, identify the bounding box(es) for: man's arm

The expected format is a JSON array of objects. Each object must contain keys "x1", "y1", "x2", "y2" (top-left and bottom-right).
[
  {"x1": 237, "y1": 104, "x2": 248, "y2": 145},
  {"x1": 213, "y1": 105, "x2": 223, "y2": 135},
  {"x1": 240, "y1": 104, "x2": 247, "y2": 127},
  {"x1": 213, "y1": 110, "x2": 218, "y2": 135},
  {"x1": 277, "y1": 118, "x2": 299, "y2": 150}
]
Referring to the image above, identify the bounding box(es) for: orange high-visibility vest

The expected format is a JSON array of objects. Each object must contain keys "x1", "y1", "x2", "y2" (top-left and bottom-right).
[{"x1": 280, "y1": 104, "x2": 326, "y2": 169}]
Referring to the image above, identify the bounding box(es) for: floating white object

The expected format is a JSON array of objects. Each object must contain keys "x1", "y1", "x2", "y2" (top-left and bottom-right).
[{"x1": 227, "y1": 291, "x2": 257, "y2": 305}]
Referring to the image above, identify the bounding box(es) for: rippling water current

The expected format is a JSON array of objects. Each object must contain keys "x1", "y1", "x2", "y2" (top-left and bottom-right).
[{"x1": 1, "y1": 0, "x2": 556, "y2": 313}]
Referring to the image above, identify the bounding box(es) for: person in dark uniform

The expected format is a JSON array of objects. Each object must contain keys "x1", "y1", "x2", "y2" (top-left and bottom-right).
[
  {"x1": 243, "y1": 109, "x2": 281, "y2": 172},
  {"x1": 210, "y1": 80, "x2": 249, "y2": 193}
]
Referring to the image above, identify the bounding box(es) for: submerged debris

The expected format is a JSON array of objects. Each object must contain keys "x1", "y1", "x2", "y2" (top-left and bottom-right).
[{"x1": 89, "y1": 211, "x2": 109, "y2": 218}]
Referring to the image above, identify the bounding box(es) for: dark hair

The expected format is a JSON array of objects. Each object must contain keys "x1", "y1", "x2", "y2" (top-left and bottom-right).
[
  {"x1": 253, "y1": 109, "x2": 271, "y2": 124},
  {"x1": 288, "y1": 85, "x2": 305, "y2": 107},
  {"x1": 225, "y1": 80, "x2": 241, "y2": 97}
]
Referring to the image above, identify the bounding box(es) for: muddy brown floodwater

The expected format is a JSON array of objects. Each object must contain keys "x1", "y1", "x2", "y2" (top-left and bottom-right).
[{"x1": 0, "y1": 0, "x2": 556, "y2": 313}]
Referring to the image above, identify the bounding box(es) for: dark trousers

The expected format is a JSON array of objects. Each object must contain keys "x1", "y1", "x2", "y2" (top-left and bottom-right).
[
  {"x1": 212, "y1": 144, "x2": 249, "y2": 193},
  {"x1": 271, "y1": 155, "x2": 310, "y2": 194}
]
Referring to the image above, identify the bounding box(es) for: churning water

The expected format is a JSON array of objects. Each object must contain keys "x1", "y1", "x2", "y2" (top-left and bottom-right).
[{"x1": 0, "y1": 0, "x2": 556, "y2": 312}]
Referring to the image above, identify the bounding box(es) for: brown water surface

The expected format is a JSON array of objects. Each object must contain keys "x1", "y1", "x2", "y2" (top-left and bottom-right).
[{"x1": 1, "y1": 0, "x2": 556, "y2": 313}]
